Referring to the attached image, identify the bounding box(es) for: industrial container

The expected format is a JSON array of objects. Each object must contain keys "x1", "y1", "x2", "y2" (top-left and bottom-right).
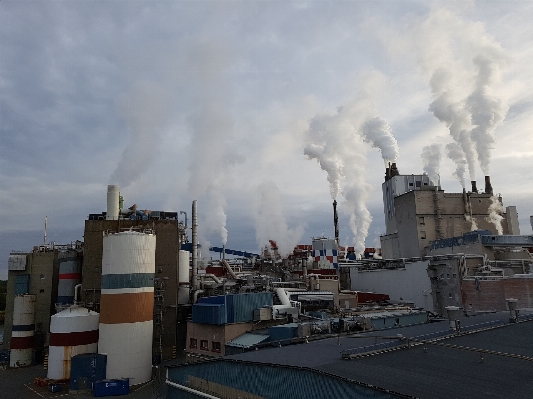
[
  {"x1": 253, "y1": 308, "x2": 272, "y2": 321},
  {"x1": 10, "y1": 294, "x2": 35, "y2": 368},
  {"x1": 192, "y1": 304, "x2": 226, "y2": 325},
  {"x1": 93, "y1": 379, "x2": 129, "y2": 397},
  {"x1": 297, "y1": 323, "x2": 311, "y2": 338},
  {"x1": 98, "y1": 231, "x2": 155, "y2": 386},
  {"x1": 47, "y1": 306, "x2": 99, "y2": 380},
  {"x1": 48, "y1": 384, "x2": 62, "y2": 393},
  {"x1": 268, "y1": 324, "x2": 298, "y2": 346},
  {"x1": 69, "y1": 353, "x2": 107, "y2": 392},
  {"x1": 198, "y1": 293, "x2": 274, "y2": 324}
]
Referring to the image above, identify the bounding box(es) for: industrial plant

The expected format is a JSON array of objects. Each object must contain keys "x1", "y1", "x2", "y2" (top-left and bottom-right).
[{"x1": 1, "y1": 164, "x2": 532, "y2": 398}]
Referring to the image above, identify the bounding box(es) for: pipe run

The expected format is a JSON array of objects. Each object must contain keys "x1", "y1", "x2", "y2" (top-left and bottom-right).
[{"x1": 74, "y1": 284, "x2": 82, "y2": 304}]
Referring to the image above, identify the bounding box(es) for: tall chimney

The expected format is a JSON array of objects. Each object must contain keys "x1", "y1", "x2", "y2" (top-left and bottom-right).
[
  {"x1": 333, "y1": 200, "x2": 339, "y2": 244},
  {"x1": 484, "y1": 176, "x2": 493, "y2": 196},
  {"x1": 191, "y1": 200, "x2": 198, "y2": 292},
  {"x1": 106, "y1": 185, "x2": 120, "y2": 220},
  {"x1": 471, "y1": 181, "x2": 478, "y2": 194}
]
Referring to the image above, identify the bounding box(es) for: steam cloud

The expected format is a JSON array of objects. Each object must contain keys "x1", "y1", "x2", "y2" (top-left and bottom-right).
[
  {"x1": 252, "y1": 181, "x2": 304, "y2": 257},
  {"x1": 445, "y1": 142, "x2": 467, "y2": 187},
  {"x1": 421, "y1": 144, "x2": 442, "y2": 186},
  {"x1": 359, "y1": 117, "x2": 399, "y2": 165},
  {"x1": 414, "y1": 10, "x2": 509, "y2": 183},
  {"x1": 486, "y1": 195, "x2": 504, "y2": 235},
  {"x1": 110, "y1": 81, "x2": 169, "y2": 187},
  {"x1": 186, "y1": 40, "x2": 244, "y2": 246},
  {"x1": 304, "y1": 87, "x2": 399, "y2": 254}
]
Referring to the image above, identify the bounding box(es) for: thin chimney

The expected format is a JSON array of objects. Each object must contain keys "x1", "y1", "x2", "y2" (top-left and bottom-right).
[
  {"x1": 471, "y1": 181, "x2": 478, "y2": 194},
  {"x1": 484, "y1": 176, "x2": 493, "y2": 196}
]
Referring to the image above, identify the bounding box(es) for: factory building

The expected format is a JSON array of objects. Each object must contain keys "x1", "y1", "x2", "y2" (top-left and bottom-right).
[
  {"x1": 81, "y1": 192, "x2": 189, "y2": 362},
  {"x1": 2, "y1": 242, "x2": 83, "y2": 362},
  {"x1": 380, "y1": 163, "x2": 519, "y2": 259}
]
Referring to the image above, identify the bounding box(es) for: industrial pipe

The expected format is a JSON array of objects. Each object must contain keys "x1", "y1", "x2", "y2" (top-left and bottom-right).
[
  {"x1": 74, "y1": 284, "x2": 82, "y2": 304},
  {"x1": 201, "y1": 274, "x2": 222, "y2": 284},
  {"x1": 221, "y1": 260, "x2": 238, "y2": 280}
]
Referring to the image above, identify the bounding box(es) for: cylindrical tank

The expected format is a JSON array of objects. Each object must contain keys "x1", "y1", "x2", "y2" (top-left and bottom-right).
[
  {"x1": 106, "y1": 185, "x2": 120, "y2": 220},
  {"x1": 57, "y1": 260, "x2": 82, "y2": 305},
  {"x1": 98, "y1": 231, "x2": 155, "y2": 386},
  {"x1": 48, "y1": 306, "x2": 99, "y2": 380},
  {"x1": 10, "y1": 294, "x2": 36, "y2": 368},
  {"x1": 178, "y1": 250, "x2": 190, "y2": 304}
]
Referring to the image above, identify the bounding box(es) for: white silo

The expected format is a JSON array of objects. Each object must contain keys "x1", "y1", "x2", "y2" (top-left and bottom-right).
[
  {"x1": 10, "y1": 294, "x2": 36, "y2": 368},
  {"x1": 48, "y1": 306, "x2": 99, "y2": 380},
  {"x1": 98, "y1": 230, "x2": 155, "y2": 385},
  {"x1": 178, "y1": 250, "x2": 190, "y2": 304}
]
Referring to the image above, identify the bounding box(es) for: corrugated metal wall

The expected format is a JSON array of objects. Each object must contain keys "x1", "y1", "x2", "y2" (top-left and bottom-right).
[{"x1": 167, "y1": 360, "x2": 404, "y2": 399}]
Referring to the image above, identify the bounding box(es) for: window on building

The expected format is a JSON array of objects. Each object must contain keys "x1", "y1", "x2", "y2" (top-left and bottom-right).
[
  {"x1": 416, "y1": 181, "x2": 421, "y2": 188},
  {"x1": 419, "y1": 217, "x2": 425, "y2": 226},
  {"x1": 189, "y1": 338, "x2": 197, "y2": 348},
  {"x1": 420, "y1": 231, "x2": 426, "y2": 239},
  {"x1": 212, "y1": 342, "x2": 221, "y2": 353},
  {"x1": 409, "y1": 182, "x2": 414, "y2": 187},
  {"x1": 447, "y1": 274, "x2": 450, "y2": 279},
  {"x1": 39, "y1": 289, "x2": 44, "y2": 293},
  {"x1": 200, "y1": 340, "x2": 209, "y2": 350},
  {"x1": 453, "y1": 273, "x2": 457, "y2": 279},
  {"x1": 40, "y1": 274, "x2": 45, "y2": 279},
  {"x1": 449, "y1": 293, "x2": 453, "y2": 299}
]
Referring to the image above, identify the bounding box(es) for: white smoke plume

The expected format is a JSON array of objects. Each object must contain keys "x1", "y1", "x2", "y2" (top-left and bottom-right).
[
  {"x1": 428, "y1": 69, "x2": 477, "y2": 181},
  {"x1": 421, "y1": 143, "x2": 442, "y2": 186},
  {"x1": 486, "y1": 195, "x2": 504, "y2": 235},
  {"x1": 252, "y1": 181, "x2": 304, "y2": 257},
  {"x1": 465, "y1": 214, "x2": 479, "y2": 231},
  {"x1": 359, "y1": 117, "x2": 399, "y2": 165},
  {"x1": 304, "y1": 89, "x2": 391, "y2": 254},
  {"x1": 396, "y1": 9, "x2": 509, "y2": 182},
  {"x1": 445, "y1": 142, "x2": 467, "y2": 187},
  {"x1": 467, "y1": 54, "x2": 508, "y2": 175},
  {"x1": 186, "y1": 40, "x2": 244, "y2": 245},
  {"x1": 110, "y1": 81, "x2": 169, "y2": 187},
  {"x1": 187, "y1": 104, "x2": 244, "y2": 245}
]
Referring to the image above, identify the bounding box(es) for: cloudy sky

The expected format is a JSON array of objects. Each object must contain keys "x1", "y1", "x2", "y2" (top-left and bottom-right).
[{"x1": 1, "y1": 1, "x2": 533, "y2": 278}]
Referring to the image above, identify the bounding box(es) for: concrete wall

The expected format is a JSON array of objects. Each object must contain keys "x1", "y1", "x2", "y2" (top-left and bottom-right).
[
  {"x1": 348, "y1": 261, "x2": 434, "y2": 311},
  {"x1": 82, "y1": 219, "x2": 181, "y2": 360}
]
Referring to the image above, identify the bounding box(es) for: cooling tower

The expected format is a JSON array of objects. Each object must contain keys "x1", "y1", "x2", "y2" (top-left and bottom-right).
[
  {"x1": 10, "y1": 294, "x2": 36, "y2": 368},
  {"x1": 98, "y1": 230, "x2": 155, "y2": 385},
  {"x1": 48, "y1": 306, "x2": 99, "y2": 380}
]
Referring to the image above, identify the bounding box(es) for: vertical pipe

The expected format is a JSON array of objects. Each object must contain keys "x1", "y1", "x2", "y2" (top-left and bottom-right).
[
  {"x1": 333, "y1": 200, "x2": 339, "y2": 245},
  {"x1": 191, "y1": 200, "x2": 198, "y2": 293},
  {"x1": 44, "y1": 216, "x2": 47, "y2": 246}
]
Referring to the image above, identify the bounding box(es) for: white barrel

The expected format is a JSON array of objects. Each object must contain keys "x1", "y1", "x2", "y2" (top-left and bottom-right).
[
  {"x1": 106, "y1": 185, "x2": 120, "y2": 220},
  {"x1": 178, "y1": 250, "x2": 190, "y2": 284},
  {"x1": 57, "y1": 260, "x2": 82, "y2": 305},
  {"x1": 10, "y1": 295, "x2": 36, "y2": 368},
  {"x1": 48, "y1": 306, "x2": 100, "y2": 380},
  {"x1": 98, "y1": 231, "x2": 155, "y2": 386}
]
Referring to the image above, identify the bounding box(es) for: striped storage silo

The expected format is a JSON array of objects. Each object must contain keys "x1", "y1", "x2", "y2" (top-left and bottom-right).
[
  {"x1": 10, "y1": 294, "x2": 36, "y2": 368},
  {"x1": 57, "y1": 260, "x2": 82, "y2": 304},
  {"x1": 98, "y1": 230, "x2": 155, "y2": 386},
  {"x1": 47, "y1": 306, "x2": 99, "y2": 380}
]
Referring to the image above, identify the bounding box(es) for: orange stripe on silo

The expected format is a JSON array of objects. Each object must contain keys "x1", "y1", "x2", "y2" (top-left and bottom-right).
[{"x1": 100, "y1": 292, "x2": 154, "y2": 324}]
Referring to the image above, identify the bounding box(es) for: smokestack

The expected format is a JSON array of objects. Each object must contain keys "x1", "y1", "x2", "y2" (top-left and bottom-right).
[
  {"x1": 385, "y1": 162, "x2": 400, "y2": 181},
  {"x1": 191, "y1": 200, "x2": 198, "y2": 292},
  {"x1": 471, "y1": 181, "x2": 478, "y2": 194},
  {"x1": 106, "y1": 185, "x2": 120, "y2": 220},
  {"x1": 333, "y1": 200, "x2": 339, "y2": 244},
  {"x1": 484, "y1": 176, "x2": 493, "y2": 195}
]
